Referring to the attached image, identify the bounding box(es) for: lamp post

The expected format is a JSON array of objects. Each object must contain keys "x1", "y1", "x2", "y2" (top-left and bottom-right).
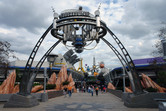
[
  {"x1": 47, "y1": 54, "x2": 58, "y2": 77},
  {"x1": 122, "y1": 66, "x2": 126, "y2": 92}
]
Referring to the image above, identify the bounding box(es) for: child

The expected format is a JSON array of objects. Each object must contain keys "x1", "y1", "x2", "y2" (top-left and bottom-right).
[{"x1": 63, "y1": 87, "x2": 67, "y2": 97}]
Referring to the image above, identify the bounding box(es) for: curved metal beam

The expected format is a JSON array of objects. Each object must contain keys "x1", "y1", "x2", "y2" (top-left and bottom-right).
[
  {"x1": 104, "y1": 26, "x2": 143, "y2": 94},
  {"x1": 19, "y1": 24, "x2": 53, "y2": 95},
  {"x1": 105, "y1": 26, "x2": 135, "y2": 68},
  {"x1": 101, "y1": 38, "x2": 136, "y2": 93},
  {"x1": 101, "y1": 38, "x2": 127, "y2": 69},
  {"x1": 27, "y1": 40, "x2": 61, "y2": 94}
]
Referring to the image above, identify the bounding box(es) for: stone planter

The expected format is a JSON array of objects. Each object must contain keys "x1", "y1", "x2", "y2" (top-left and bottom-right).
[
  {"x1": 107, "y1": 89, "x2": 123, "y2": 98},
  {"x1": 123, "y1": 92, "x2": 166, "y2": 108},
  {"x1": 0, "y1": 90, "x2": 63, "y2": 102}
]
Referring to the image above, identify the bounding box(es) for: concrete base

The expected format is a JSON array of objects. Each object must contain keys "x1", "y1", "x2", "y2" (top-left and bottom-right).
[
  {"x1": 123, "y1": 92, "x2": 166, "y2": 108},
  {"x1": 107, "y1": 89, "x2": 123, "y2": 98},
  {"x1": 159, "y1": 102, "x2": 166, "y2": 111},
  {"x1": 4, "y1": 94, "x2": 39, "y2": 108},
  {"x1": 47, "y1": 90, "x2": 63, "y2": 99},
  {"x1": 41, "y1": 93, "x2": 48, "y2": 102}
]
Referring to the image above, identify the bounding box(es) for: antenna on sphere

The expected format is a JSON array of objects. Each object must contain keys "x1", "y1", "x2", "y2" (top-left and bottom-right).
[{"x1": 51, "y1": 6, "x2": 55, "y2": 13}]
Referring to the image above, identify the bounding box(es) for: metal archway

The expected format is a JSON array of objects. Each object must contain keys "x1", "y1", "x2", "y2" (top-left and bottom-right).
[{"x1": 18, "y1": 6, "x2": 143, "y2": 96}]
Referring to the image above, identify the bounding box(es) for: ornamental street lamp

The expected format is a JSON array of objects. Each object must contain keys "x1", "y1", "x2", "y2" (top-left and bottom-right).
[
  {"x1": 122, "y1": 66, "x2": 126, "y2": 92},
  {"x1": 47, "y1": 54, "x2": 58, "y2": 77}
]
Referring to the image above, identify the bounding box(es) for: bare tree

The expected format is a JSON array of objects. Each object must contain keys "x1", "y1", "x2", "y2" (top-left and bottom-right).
[
  {"x1": 152, "y1": 24, "x2": 166, "y2": 57},
  {"x1": 0, "y1": 41, "x2": 17, "y2": 79},
  {"x1": 151, "y1": 24, "x2": 166, "y2": 86}
]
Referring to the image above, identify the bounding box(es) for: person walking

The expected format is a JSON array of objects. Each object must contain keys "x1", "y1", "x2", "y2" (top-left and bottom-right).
[
  {"x1": 63, "y1": 87, "x2": 67, "y2": 97},
  {"x1": 90, "y1": 85, "x2": 94, "y2": 96},
  {"x1": 82, "y1": 86, "x2": 85, "y2": 93},
  {"x1": 103, "y1": 86, "x2": 106, "y2": 93},
  {"x1": 88, "y1": 86, "x2": 91, "y2": 93},
  {"x1": 67, "y1": 86, "x2": 72, "y2": 97},
  {"x1": 95, "y1": 86, "x2": 99, "y2": 96}
]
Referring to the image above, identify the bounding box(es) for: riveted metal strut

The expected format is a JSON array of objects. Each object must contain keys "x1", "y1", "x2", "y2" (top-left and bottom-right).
[
  {"x1": 104, "y1": 26, "x2": 143, "y2": 94},
  {"x1": 27, "y1": 40, "x2": 61, "y2": 95},
  {"x1": 19, "y1": 24, "x2": 53, "y2": 96},
  {"x1": 102, "y1": 38, "x2": 138, "y2": 94}
]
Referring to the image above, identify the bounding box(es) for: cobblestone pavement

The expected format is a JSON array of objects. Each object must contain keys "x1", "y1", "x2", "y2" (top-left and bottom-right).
[{"x1": 0, "y1": 92, "x2": 158, "y2": 111}]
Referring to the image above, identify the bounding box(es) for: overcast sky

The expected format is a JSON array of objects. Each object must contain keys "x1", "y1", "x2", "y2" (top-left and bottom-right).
[{"x1": 0, "y1": 0, "x2": 165, "y2": 70}]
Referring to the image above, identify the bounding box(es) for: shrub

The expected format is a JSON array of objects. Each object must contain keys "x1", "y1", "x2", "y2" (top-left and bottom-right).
[
  {"x1": 157, "y1": 71, "x2": 166, "y2": 87},
  {"x1": 145, "y1": 87, "x2": 157, "y2": 92},
  {"x1": 14, "y1": 82, "x2": 19, "y2": 86},
  {"x1": 62, "y1": 80, "x2": 69, "y2": 86},
  {"x1": 116, "y1": 87, "x2": 123, "y2": 91},
  {"x1": 33, "y1": 82, "x2": 41, "y2": 86},
  {"x1": 46, "y1": 84, "x2": 56, "y2": 89},
  {"x1": 16, "y1": 68, "x2": 22, "y2": 82}
]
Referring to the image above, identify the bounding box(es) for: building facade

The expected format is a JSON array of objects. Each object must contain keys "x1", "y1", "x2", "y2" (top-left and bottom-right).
[{"x1": 104, "y1": 57, "x2": 166, "y2": 87}]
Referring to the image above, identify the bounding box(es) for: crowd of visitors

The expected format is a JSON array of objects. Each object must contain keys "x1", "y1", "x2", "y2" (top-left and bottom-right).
[
  {"x1": 63, "y1": 83, "x2": 107, "y2": 98},
  {"x1": 63, "y1": 84, "x2": 107, "y2": 98}
]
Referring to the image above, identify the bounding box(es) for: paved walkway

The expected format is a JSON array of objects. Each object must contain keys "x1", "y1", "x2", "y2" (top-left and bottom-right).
[{"x1": 0, "y1": 92, "x2": 158, "y2": 111}]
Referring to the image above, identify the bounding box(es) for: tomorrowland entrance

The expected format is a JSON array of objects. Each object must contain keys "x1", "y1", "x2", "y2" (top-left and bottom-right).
[{"x1": 3, "y1": 6, "x2": 165, "y2": 108}]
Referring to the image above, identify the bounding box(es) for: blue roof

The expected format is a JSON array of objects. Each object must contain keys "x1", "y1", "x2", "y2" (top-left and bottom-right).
[
  {"x1": 8, "y1": 66, "x2": 71, "y2": 71},
  {"x1": 112, "y1": 57, "x2": 166, "y2": 71},
  {"x1": 133, "y1": 57, "x2": 165, "y2": 65}
]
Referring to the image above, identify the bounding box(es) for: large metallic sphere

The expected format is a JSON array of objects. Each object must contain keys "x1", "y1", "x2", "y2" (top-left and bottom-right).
[{"x1": 100, "y1": 62, "x2": 104, "y2": 68}]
